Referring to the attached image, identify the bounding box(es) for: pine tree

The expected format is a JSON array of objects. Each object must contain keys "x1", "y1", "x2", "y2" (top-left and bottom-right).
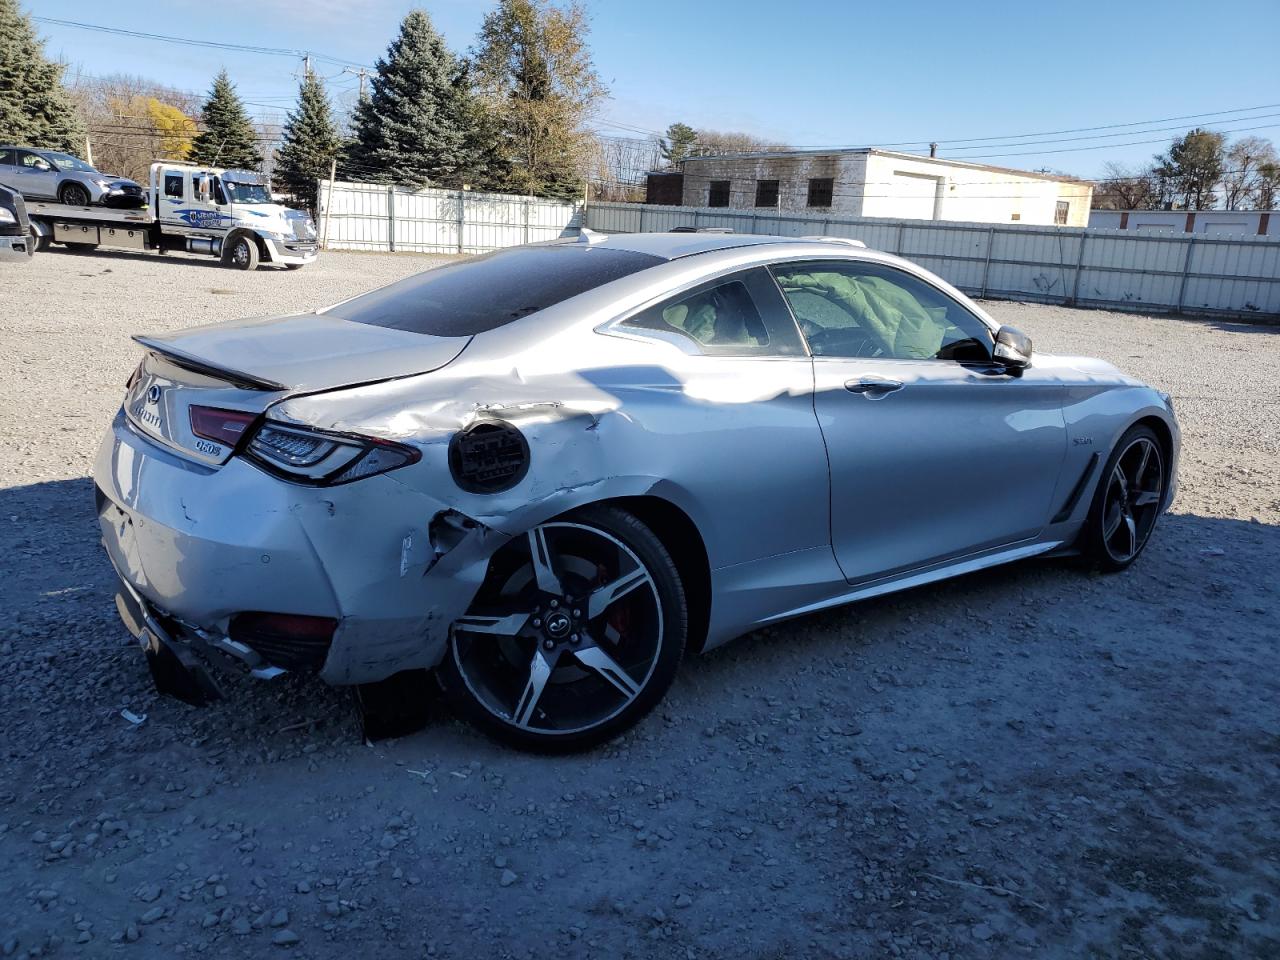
[
  {"x1": 0, "y1": 0, "x2": 86, "y2": 152},
  {"x1": 276, "y1": 72, "x2": 342, "y2": 211},
  {"x1": 189, "y1": 70, "x2": 262, "y2": 169},
  {"x1": 346, "y1": 10, "x2": 471, "y2": 188},
  {"x1": 660, "y1": 123, "x2": 698, "y2": 166}
]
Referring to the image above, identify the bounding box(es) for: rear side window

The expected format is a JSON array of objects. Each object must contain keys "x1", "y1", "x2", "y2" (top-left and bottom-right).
[
  {"x1": 0, "y1": 149, "x2": 14, "y2": 166},
  {"x1": 164, "y1": 173, "x2": 184, "y2": 199},
  {"x1": 330, "y1": 244, "x2": 664, "y2": 337}
]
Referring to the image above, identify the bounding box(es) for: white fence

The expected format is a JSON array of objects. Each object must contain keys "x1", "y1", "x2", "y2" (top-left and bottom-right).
[
  {"x1": 317, "y1": 180, "x2": 582, "y2": 254},
  {"x1": 585, "y1": 201, "x2": 1280, "y2": 320}
]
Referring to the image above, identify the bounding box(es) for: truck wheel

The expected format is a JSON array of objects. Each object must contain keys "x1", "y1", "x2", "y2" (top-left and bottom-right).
[
  {"x1": 58, "y1": 183, "x2": 91, "y2": 206},
  {"x1": 222, "y1": 234, "x2": 260, "y2": 271},
  {"x1": 29, "y1": 228, "x2": 45, "y2": 255}
]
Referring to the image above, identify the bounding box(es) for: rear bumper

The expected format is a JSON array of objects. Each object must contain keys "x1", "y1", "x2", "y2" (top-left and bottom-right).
[{"x1": 94, "y1": 410, "x2": 502, "y2": 686}]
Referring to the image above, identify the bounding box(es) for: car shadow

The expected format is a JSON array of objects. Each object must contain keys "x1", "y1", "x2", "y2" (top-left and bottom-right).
[
  {"x1": 1, "y1": 475, "x2": 1275, "y2": 753},
  {"x1": 39, "y1": 245, "x2": 294, "y2": 270}
]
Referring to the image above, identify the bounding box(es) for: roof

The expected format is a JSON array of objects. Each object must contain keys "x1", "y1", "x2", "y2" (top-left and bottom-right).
[
  {"x1": 680, "y1": 147, "x2": 1090, "y2": 185},
  {"x1": 555, "y1": 231, "x2": 860, "y2": 260}
]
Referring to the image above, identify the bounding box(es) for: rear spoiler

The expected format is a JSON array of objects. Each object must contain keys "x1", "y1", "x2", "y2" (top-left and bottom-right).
[{"x1": 132, "y1": 335, "x2": 289, "y2": 391}]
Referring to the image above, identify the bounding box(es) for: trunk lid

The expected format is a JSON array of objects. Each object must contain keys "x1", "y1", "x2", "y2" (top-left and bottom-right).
[{"x1": 125, "y1": 312, "x2": 470, "y2": 465}]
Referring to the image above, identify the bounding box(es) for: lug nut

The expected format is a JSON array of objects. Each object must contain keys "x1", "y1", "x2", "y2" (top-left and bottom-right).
[
  {"x1": 532, "y1": 618, "x2": 542, "y2": 628},
  {"x1": 549, "y1": 599, "x2": 559, "y2": 609},
  {"x1": 543, "y1": 639, "x2": 555, "y2": 650},
  {"x1": 570, "y1": 634, "x2": 579, "y2": 643},
  {"x1": 572, "y1": 609, "x2": 581, "y2": 618}
]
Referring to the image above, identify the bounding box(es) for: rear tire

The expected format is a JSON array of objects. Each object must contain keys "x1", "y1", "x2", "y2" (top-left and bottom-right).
[
  {"x1": 221, "y1": 233, "x2": 259, "y2": 271},
  {"x1": 1081, "y1": 424, "x2": 1167, "y2": 572},
  {"x1": 439, "y1": 504, "x2": 687, "y2": 753}
]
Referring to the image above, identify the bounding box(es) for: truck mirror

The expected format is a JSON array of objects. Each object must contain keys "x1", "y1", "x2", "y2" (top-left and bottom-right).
[{"x1": 197, "y1": 178, "x2": 210, "y2": 203}]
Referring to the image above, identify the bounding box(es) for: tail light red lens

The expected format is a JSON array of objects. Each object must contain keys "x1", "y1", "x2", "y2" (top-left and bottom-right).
[{"x1": 190, "y1": 406, "x2": 257, "y2": 447}]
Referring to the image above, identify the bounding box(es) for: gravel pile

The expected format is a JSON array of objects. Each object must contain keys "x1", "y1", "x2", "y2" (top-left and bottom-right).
[{"x1": 1, "y1": 247, "x2": 1277, "y2": 958}]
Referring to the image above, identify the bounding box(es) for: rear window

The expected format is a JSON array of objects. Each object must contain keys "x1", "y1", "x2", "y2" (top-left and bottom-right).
[{"x1": 329, "y1": 244, "x2": 664, "y2": 337}]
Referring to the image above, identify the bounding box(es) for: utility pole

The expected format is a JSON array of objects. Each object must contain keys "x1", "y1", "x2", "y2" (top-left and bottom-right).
[
  {"x1": 342, "y1": 66, "x2": 370, "y2": 100},
  {"x1": 301, "y1": 54, "x2": 312, "y2": 78}
]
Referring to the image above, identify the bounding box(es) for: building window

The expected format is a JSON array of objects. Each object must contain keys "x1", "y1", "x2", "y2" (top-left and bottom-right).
[
  {"x1": 708, "y1": 180, "x2": 730, "y2": 207},
  {"x1": 1055, "y1": 201, "x2": 1070, "y2": 225},
  {"x1": 755, "y1": 179, "x2": 779, "y2": 207},
  {"x1": 807, "y1": 177, "x2": 833, "y2": 208}
]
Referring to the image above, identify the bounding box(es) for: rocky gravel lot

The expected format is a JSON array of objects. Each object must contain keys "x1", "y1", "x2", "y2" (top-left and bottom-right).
[{"x1": 1, "y1": 246, "x2": 1277, "y2": 959}]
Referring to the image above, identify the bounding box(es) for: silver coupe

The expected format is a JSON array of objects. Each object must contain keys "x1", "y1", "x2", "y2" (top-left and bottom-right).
[{"x1": 95, "y1": 232, "x2": 1179, "y2": 751}]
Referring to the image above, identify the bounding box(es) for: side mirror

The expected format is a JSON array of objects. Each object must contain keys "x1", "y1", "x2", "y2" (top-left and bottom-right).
[
  {"x1": 34, "y1": 160, "x2": 52, "y2": 172},
  {"x1": 993, "y1": 325, "x2": 1033, "y2": 369},
  {"x1": 197, "y1": 178, "x2": 211, "y2": 203}
]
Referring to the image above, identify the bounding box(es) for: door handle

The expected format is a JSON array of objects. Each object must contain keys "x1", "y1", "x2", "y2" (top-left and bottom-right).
[{"x1": 844, "y1": 377, "x2": 904, "y2": 399}]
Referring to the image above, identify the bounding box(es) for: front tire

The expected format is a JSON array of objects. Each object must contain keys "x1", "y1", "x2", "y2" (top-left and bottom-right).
[
  {"x1": 58, "y1": 182, "x2": 91, "y2": 206},
  {"x1": 221, "y1": 233, "x2": 260, "y2": 271},
  {"x1": 1081, "y1": 425, "x2": 1167, "y2": 572},
  {"x1": 440, "y1": 505, "x2": 687, "y2": 753}
]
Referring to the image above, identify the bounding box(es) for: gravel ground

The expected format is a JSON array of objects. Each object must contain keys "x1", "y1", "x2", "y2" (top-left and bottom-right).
[{"x1": 1, "y1": 246, "x2": 1277, "y2": 960}]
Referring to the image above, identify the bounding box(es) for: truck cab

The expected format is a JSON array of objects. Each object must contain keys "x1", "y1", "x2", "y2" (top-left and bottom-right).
[{"x1": 151, "y1": 163, "x2": 318, "y2": 268}]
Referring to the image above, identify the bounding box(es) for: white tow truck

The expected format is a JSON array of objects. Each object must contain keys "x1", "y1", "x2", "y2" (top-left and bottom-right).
[{"x1": 24, "y1": 161, "x2": 318, "y2": 270}]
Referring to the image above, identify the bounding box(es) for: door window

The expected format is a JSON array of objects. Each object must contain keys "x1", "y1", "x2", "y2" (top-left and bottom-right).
[
  {"x1": 622, "y1": 267, "x2": 805, "y2": 356},
  {"x1": 0, "y1": 149, "x2": 15, "y2": 166},
  {"x1": 164, "y1": 173, "x2": 184, "y2": 199},
  {"x1": 771, "y1": 260, "x2": 992, "y2": 362},
  {"x1": 19, "y1": 152, "x2": 51, "y2": 170}
]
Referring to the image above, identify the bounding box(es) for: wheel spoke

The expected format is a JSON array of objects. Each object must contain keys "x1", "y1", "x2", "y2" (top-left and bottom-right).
[
  {"x1": 1103, "y1": 501, "x2": 1124, "y2": 539},
  {"x1": 1112, "y1": 465, "x2": 1129, "y2": 500},
  {"x1": 512, "y1": 650, "x2": 553, "y2": 728},
  {"x1": 585, "y1": 567, "x2": 651, "y2": 620},
  {"x1": 527, "y1": 527, "x2": 563, "y2": 596},
  {"x1": 1133, "y1": 488, "x2": 1162, "y2": 508},
  {"x1": 574, "y1": 645, "x2": 642, "y2": 701},
  {"x1": 454, "y1": 612, "x2": 531, "y2": 637},
  {"x1": 1121, "y1": 513, "x2": 1138, "y2": 557},
  {"x1": 1129, "y1": 440, "x2": 1153, "y2": 489}
]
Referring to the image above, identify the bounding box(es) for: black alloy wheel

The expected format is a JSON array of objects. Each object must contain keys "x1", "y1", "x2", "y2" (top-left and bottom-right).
[{"x1": 440, "y1": 505, "x2": 686, "y2": 753}]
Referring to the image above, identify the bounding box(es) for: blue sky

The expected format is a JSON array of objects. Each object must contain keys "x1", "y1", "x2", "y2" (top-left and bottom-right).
[{"x1": 31, "y1": 0, "x2": 1280, "y2": 178}]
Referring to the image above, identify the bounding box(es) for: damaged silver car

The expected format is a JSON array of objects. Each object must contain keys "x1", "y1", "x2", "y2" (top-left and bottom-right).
[{"x1": 95, "y1": 232, "x2": 1179, "y2": 751}]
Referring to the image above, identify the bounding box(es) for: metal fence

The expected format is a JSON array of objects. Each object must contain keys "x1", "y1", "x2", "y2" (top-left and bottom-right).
[
  {"x1": 585, "y1": 201, "x2": 1280, "y2": 320},
  {"x1": 317, "y1": 180, "x2": 583, "y2": 254}
]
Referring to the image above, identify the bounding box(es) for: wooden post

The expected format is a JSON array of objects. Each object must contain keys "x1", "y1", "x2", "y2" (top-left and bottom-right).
[
  {"x1": 523, "y1": 197, "x2": 531, "y2": 245},
  {"x1": 321, "y1": 158, "x2": 337, "y2": 251}
]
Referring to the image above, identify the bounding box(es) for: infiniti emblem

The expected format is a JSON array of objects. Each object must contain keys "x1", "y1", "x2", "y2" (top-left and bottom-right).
[
  {"x1": 544, "y1": 612, "x2": 571, "y2": 639},
  {"x1": 146, "y1": 385, "x2": 162, "y2": 405}
]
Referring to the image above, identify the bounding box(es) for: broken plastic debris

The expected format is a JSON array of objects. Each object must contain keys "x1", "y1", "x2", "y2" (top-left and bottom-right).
[{"x1": 120, "y1": 709, "x2": 147, "y2": 725}]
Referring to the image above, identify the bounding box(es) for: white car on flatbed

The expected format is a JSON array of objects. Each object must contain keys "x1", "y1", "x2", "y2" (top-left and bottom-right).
[{"x1": 24, "y1": 161, "x2": 318, "y2": 271}]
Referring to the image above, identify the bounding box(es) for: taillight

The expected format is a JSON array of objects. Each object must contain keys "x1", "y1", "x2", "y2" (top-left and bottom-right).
[
  {"x1": 190, "y1": 406, "x2": 257, "y2": 447},
  {"x1": 244, "y1": 420, "x2": 419, "y2": 485}
]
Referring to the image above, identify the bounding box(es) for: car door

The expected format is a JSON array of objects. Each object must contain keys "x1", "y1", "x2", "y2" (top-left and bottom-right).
[
  {"x1": 770, "y1": 258, "x2": 1067, "y2": 584},
  {"x1": 0, "y1": 149, "x2": 20, "y2": 191},
  {"x1": 13, "y1": 151, "x2": 59, "y2": 199},
  {"x1": 613, "y1": 266, "x2": 833, "y2": 568}
]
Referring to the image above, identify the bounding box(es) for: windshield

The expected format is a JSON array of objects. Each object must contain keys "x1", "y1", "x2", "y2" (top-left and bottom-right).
[
  {"x1": 42, "y1": 152, "x2": 95, "y2": 172},
  {"x1": 222, "y1": 180, "x2": 272, "y2": 204}
]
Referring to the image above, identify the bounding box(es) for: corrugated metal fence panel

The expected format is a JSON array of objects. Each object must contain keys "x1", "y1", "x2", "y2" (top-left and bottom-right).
[
  {"x1": 318, "y1": 181, "x2": 581, "y2": 254},
  {"x1": 583, "y1": 201, "x2": 1280, "y2": 319}
]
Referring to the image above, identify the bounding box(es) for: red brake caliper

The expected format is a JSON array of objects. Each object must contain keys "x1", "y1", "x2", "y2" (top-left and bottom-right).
[{"x1": 596, "y1": 562, "x2": 631, "y2": 645}]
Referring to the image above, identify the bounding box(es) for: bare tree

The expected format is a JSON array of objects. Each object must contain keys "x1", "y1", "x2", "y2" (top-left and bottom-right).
[
  {"x1": 1092, "y1": 162, "x2": 1159, "y2": 210},
  {"x1": 1222, "y1": 136, "x2": 1278, "y2": 210},
  {"x1": 588, "y1": 134, "x2": 661, "y2": 200},
  {"x1": 690, "y1": 129, "x2": 789, "y2": 156},
  {"x1": 66, "y1": 72, "x2": 200, "y2": 179}
]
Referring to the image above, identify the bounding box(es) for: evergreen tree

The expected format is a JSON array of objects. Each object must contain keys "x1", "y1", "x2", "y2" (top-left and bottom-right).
[
  {"x1": 189, "y1": 71, "x2": 262, "y2": 169},
  {"x1": 346, "y1": 10, "x2": 471, "y2": 188},
  {"x1": 276, "y1": 72, "x2": 342, "y2": 211},
  {"x1": 660, "y1": 122, "x2": 698, "y2": 166},
  {"x1": 0, "y1": 0, "x2": 86, "y2": 152}
]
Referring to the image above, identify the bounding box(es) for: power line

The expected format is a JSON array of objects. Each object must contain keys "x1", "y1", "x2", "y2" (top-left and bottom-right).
[{"x1": 33, "y1": 16, "x2": 372, "y2": 69}]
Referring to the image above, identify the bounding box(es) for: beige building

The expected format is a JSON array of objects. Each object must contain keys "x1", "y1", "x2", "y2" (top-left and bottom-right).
[{"x1": 674, "y1": 148, "x2": 1093, "y2": 227}]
